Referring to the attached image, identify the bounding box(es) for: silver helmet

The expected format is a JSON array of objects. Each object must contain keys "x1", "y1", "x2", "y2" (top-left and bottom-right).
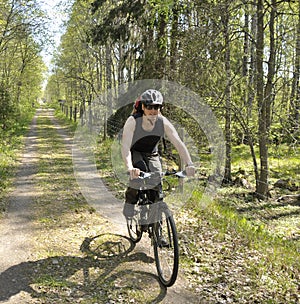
[{"x1": 140, "y1": 89, "x2": 163, "y2": 105}]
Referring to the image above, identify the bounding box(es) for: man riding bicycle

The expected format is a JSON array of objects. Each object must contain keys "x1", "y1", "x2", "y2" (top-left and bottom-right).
[{"x1": 121, "y1": 89, "x2": 195, "y2": 219}]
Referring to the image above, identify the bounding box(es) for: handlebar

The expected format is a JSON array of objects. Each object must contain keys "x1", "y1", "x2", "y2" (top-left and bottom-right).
[{"x1": 139, "y1": 170, "x2": 186, "y2": 179}]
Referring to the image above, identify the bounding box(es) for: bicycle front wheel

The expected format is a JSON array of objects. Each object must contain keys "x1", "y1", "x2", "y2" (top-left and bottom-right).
[
  {"x1": 127, "y1": 217, "x2": 142, "y2": 243},
  {"x1": 153, "y1": 208, "x2": 179, "y2": 287}
]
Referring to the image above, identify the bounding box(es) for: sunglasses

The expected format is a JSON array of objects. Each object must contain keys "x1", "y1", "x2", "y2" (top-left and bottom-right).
[{"x1": 144, "y1": 104, "x2": 161, "y2": 110}]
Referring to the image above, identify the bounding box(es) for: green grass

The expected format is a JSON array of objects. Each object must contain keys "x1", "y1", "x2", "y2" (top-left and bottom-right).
[
  {"x1": 231, "y1": 143, "x2": 300, "y2": 182},
  {"x1": 35, "y1": 115, "x2": 89, "y2": 220},
  {"x1": 34, "y1": 274, "x2": 72, "y2": 288},
  {"x1": 0, "y1": 109, "x2": 36, "y2": 214},
  {"x1": 177, "y1": 191, "x2": 299, "y2": 303}
]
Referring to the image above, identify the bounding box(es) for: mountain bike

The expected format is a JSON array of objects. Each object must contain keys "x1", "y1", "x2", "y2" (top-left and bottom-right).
[{"x1": 126, "y1": 170, "x2": 185, "y2": 287}]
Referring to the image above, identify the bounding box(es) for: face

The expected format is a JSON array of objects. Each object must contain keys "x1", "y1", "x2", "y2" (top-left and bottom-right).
[{"x1": 142, "y1": 104, "x2": 161, "y2": 116}]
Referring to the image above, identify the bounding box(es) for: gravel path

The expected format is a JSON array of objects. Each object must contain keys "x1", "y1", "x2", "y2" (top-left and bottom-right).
[
  {"x1": 0, "y1": 113, "x2": 39, "y2": 303},
  {"x1": 0, "y1": 109, "x2": 199, "y2": 304}
]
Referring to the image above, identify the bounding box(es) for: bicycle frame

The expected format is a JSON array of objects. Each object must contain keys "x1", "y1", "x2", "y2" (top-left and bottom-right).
[{"x1": 126, "y1": 170, "x2": 184, "y2": 286}]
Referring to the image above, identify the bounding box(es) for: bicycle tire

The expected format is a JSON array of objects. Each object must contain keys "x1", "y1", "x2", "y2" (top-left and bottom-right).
[
  {"x1": 153, "y1": 208, "x2": 179, "y2": 287},
  {"x1": 127, "y1": 217, "x2": 143, "y2": 243}
]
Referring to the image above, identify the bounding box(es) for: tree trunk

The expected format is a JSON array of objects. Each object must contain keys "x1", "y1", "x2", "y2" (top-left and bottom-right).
[
  {"x1": 264, "y1": 0, "x2": 276, "y2": 132},
  {"x1": 256, "y1": 0, "x2": 269, "y2": 199},
  {"x1": 155, "y1": 12, "x2": 167, "y2": 78},
  {"x1": 106, "y1": 43, "x2": 112, "y2": 115},
  {"x1": 290, "y1": 0, "x2": 300, "y2": 135},
  {"x1": 169, "y1": 0, "x2": 179, "y2": 80},
  {"x1": 118, "y1": 41, "x2": 124, "y2": 83},
  {"x1": 222, "y1": 4, "x2": 232, "y2": 183},
  {"x1": 248, "y1": 2, "x2": 257, "y2": 118},
  {"x1": 242, "y1": 2, "x2": 249, "y2": 77}
]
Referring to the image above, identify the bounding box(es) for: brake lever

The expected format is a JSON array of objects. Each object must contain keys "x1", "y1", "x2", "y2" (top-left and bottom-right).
[
  {"x1": 175, "y1": 171, "x2": 186, "y2": 178},
  {"x1": 139, "y1": 172, "x2": 152, "y2": 179}
]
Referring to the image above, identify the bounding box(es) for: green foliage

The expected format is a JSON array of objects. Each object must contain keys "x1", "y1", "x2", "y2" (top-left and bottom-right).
[
  {"x1": 90, "y1": 0, "x2": 145, "y2": 44},
  {"x1": 0, "y1": 109, "x2": 36, "y2": 213},
  {"x1": 0, "y1": 84, "x2": 14, "y2": 129},
  {"x1": 106, "y1": 103, "x2": 133, "y2": 137},
  {"x1": 231, "y1": 143, "x2": 300, "y2": 182},
  {"x1": 48, "y1": 0, "x2": 300, "y2": 199},
  {"x1": 163, "y1": 103, "x2": 207, "y2": 149},
  {"x1": 0, "y1": 0, "x2": 46, "y2": 131}
]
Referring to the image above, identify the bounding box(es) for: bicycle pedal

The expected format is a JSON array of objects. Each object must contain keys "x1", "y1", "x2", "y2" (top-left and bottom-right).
[
  {"x1": 158, "y1": 236, "x2": 169, "y2": 248},
  {"x1": 141, "y1": 224, "x2": 148, "y2": 232}
]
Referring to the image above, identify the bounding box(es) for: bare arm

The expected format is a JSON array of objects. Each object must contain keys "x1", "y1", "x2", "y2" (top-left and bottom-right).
[
  {"x1": 121, "y1": 116, "x2": 140, "y2": 178},
  {"x1": 163, "y1": 117, "x2": 195, "y2": 175},
  {"x1": 121, "y1": 116, "x2": 135, "y2": 170}
]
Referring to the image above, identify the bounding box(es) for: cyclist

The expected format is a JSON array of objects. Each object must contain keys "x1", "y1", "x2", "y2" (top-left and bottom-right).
[{"x1": 121, "y1": 89, "x2": 195, "y2": 219}]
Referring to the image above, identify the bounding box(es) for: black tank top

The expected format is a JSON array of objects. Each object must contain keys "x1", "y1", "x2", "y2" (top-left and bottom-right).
[{"x1": 131, "y1": 113, "x2": 164, "y2": 153}]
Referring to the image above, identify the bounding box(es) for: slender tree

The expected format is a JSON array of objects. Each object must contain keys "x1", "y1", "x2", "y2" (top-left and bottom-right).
[
  {"x1": 290, "y1": 0, "x2": 300, "y2": 137},
  {"x1": 221, "y1": 1, "x2": 232, "y2": 183},
  {"x1": 256, "y1": 0, "x2": 269, "y2": 198}
]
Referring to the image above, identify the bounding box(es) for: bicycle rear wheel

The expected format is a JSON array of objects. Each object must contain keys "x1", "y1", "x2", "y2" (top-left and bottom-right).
[
  {"x1": 153, "y1": 207, "x2": 179, "y2": 287},
  {"x1": 127, "y1": 216, "x2": 142, "y2": 243}
]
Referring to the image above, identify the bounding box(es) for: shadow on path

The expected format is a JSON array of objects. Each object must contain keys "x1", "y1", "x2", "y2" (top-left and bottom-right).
[{"x1": 0, "y1": 233, "x2": 168, "y2": 303}]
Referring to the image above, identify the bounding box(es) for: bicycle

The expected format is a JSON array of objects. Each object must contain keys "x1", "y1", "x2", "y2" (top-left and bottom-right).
[{"x1": 126, "y1": 170, "x2": 186, "y2": 287}]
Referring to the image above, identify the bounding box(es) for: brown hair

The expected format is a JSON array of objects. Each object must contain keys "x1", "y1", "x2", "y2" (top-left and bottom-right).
[{"x1": 132, "y1": 96, "x2": 143, "y2": 114}]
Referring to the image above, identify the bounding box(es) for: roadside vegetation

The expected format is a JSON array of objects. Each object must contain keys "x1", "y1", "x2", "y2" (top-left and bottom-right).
[{"x1": 0, "y1": 109, "x2": 36, "y2": 214}]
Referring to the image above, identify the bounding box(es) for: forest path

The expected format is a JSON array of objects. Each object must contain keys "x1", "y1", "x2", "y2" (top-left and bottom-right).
[{"x1": 0, "y1": 109, "x2": 199, "y2": 304}]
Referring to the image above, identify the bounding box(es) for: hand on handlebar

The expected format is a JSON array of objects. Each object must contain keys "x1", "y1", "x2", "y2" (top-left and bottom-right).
[
  {"x1": 128, "y1": 168, "x2": 141, "y2": 180},
  {"x1": 185, "y1": 165, "x2": 195, "y2": 177}
]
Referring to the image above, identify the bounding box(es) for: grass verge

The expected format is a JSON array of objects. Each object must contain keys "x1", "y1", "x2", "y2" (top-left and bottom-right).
[
  {"x1": 169, "y1": 190, "x2": 299, "y2": 303},
  {"x1": 0, "y1": 109, "x2": 36, "y2": 214}
]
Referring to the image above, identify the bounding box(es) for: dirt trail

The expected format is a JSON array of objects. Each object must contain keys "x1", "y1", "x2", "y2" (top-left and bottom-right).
[
  {"x1": 0, "y1": 109, "x2": 199, "y2": 304},
  {"x1": 0, "y1": 113, "x2": 39, "y2": 303}
]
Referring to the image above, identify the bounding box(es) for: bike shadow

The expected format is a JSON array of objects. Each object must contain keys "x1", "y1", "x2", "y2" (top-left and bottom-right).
[{"x1": 0, "y1": 233, "x2": 167, "y2": 303}]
